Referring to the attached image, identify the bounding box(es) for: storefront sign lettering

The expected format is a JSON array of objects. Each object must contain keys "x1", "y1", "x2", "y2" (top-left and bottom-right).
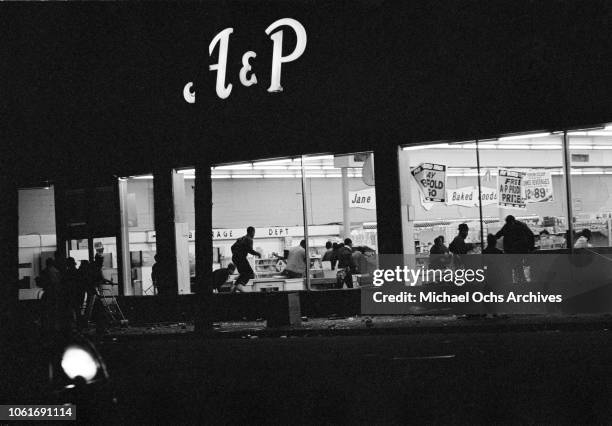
[
  {"x1": 183, "y1": 18, "x2": 307, "y2": 102},
  {"x1": 349, "y1": 188, "x2": 376, "y2": 210},
  {"x1": 479, "y1": 187, "x2": 498, "y2": 206},
  {"x1": 498, "y1": 169, "x2": 526, "y2": 208},
  {"x1": 411, "y1": 163, "x2": 446, "y2": 202},
  {"x1": 446, "y1": 186, "x2": 476, "y2": 207},
  {"x1": 523, "y1": 170, "x2": 554, "y2": 203}
]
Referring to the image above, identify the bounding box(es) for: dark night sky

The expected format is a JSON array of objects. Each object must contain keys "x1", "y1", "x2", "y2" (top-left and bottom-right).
[{"x1": 3, "y1": 1, "x2": 612, "y2": 184}]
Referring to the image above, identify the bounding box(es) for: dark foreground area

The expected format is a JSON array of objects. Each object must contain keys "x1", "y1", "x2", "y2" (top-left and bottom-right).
[{"x1": 3, "y1": 325, "x2": 612, "y2": 425}]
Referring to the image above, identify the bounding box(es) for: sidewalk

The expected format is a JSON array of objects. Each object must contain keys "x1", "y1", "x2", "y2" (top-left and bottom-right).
[{"x1": 89, "y1": 313, "x2": 612, "y2": 341}]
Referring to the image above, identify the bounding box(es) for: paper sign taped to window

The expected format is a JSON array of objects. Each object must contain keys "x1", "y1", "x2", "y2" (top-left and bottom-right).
[
  {"x1": 523, "y1": 170, "x2": 554, "y2": 203},
  {"x1": 411, "y1": 163, "x2": 446, "y2": 202},
  {"x1": 498, "y1": 168, "x2": 526, "y2": 208}
]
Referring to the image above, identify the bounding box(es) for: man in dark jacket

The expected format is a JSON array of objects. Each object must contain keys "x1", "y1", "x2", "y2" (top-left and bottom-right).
[
  {"x1": 495, "y1": 215, "x2": 535, "y2": 283},
  {"x1": 212, "y1": 263, "x2": 236, "y2": 292},
  {"x1": 495, "y1": 215, "x2": 535, "y2": 253},
  {"x1": 449, "y1": 223, "x2": 474, "y2": 255},
  {"x1": 336, "y1": 239, "x2": 356, "y2": 289},
  {"x1": 231, "y1": 227, "x2": 261, "y2": 292}
]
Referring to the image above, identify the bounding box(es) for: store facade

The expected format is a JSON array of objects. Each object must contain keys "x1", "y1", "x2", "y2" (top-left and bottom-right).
[{"x1": 4, "y1": 1, "x2": 612, "y2": 323}]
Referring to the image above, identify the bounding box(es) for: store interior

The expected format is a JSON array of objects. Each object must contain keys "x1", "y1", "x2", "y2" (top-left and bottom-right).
[{"x1": 16, "y1": 127, "x2": 612, "y2": 299}]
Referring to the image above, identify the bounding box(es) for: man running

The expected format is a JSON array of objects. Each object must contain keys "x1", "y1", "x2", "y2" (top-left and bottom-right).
[{"x1": 230, "y1": 227, "x2": 261, "y2": 292}]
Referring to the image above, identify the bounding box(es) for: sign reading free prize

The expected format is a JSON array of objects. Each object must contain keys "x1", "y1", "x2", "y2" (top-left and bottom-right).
[
  {"x1": 411, "y1": 163, "x2": 446, "y2": 202},
  {"x1": 498, "y1": 168, "x2": 526, "y2": 208}
]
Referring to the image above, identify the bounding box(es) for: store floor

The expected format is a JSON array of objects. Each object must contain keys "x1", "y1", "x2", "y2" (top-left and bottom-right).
[{"x1": 87, "y1": 313, "x2": 612, "y2": 340}]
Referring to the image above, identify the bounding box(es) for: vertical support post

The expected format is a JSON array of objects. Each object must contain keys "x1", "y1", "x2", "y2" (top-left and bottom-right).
[
  {"x1": 341, "y1": 167, "x2": 351, "y2": 239},
  {"x1": 172, "y1": 170, "x2": 191, "y2": 295},
  {"x1": 153, "y1": 168, "x2": 178, "y2": 294},
  {"x1": 300, "y1": 156, "x2": 310, "y2": 291},
  {"x1": 0, "y1": 175, "x2": 18, "y2": 332},
  {"x1": 562, "y1": 130, "x2": 574, "y2": 253},
  {"x1": 117, "y1": 178, "x2": 131, "y2": 296},
  {"x1": 194, "y1": 162, "x2": 213, "y2": 332},
  {"x1": 374, "y1": 145, "x2": 404, "y2": 254},
  {"x1": 475, "y1": 140, "x2": 485, "y2": 249}
]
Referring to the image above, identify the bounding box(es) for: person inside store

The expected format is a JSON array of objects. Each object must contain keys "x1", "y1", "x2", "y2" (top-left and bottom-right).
[
  {"x1": 538, "y1": 229, "x2": 553, "y2": 250},
  {"x1": 336, "y1": 238, "x2": 357, "y2": 289},
  {"x1": 231, "y1": 226, "x2": 261, "y2": 292},
  {"x1": 284, "y1": 240, "x2": 307, "y2": 278},
  {"x1": 429, "y1": 235, "x2": 451, "y2": 269},
  {"x1": 212, "y1": 263, "x2": 236, "y2": 293},
  {"x1": 151, "y1": 253, "x2": 175, "y2": 296},
  {"x1": 322, "y1": 241, "x2": 334, "y2": 262},
  {"x1": 574, "y1": 228, "x2": 593, "y2": 249},
  {"x1": 494, "y1": 215, "x2": 535, "y2": 284},
  {"x1": 61, "y1": 257, "x2": 82, "y2": 328},
  {"x1": 483, "y1": 234, "x2": 503, "y2": 254},
  {"x1": 329, "y1": 242, "x2": 340, "y2": 270},
  {"x1": 37, "y1": 257, "x2": 62, "y2": 333},
  {"x1": 449, "y1": 224, "x2": 475, "y2": 255}
]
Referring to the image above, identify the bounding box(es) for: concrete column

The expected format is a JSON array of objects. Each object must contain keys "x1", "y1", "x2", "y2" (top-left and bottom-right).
[
  {"x1": 341, "y1": 167, "x2": 351, "y2": 239},
  {"x1": 194, "y1": 163, "x2": 213, "y2": 332},
  {"x1": 0, "y1": 176, "x2": 18, "y2": 333},
  {"x1": 153, "y1": 168, "x2": 178, "y2": 294},
  {"x1": 374, "y1": 145, "x2": 406, "y2": 254},
  {"x1": 117, "y1": 178, "x2": 132, "y2": 295},
  {"x1": 172, "y1": 171, "x2": 191, "y2": 295}
]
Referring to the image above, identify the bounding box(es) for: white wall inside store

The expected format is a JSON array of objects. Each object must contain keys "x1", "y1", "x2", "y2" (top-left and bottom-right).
[{"x1": 211, "y1": 177, "x2": 376, "y2": 229}]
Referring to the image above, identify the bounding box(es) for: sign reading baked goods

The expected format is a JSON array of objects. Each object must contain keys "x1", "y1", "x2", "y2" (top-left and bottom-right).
[{"x1": 411, "y1": 163, "x2": 446, "y2": 202}]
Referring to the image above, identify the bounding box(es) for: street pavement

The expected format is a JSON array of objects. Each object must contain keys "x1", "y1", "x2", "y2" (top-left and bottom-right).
[
  {"x1": 98, "y1": 328, "x2": 612, "y2": 424},
  {"x1": 3, "y1": 320, "x2": 612, "y2": 425}
]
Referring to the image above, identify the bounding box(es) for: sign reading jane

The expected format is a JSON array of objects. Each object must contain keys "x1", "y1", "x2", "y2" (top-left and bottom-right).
[
  {"x1": 411, "y1": 163, "x2": 446, "y2": 202},
  {"x1": 349, "y1": 188, "x2": 376, "y2": 210},
  {"x1": 183, "y1": 18, "x2": 307, "y2": 102}
]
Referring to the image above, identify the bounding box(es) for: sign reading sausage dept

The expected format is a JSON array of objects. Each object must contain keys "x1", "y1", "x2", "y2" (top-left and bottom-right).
[{"x1": 411, "y1": 163, "x2": 446, "y2": 202}]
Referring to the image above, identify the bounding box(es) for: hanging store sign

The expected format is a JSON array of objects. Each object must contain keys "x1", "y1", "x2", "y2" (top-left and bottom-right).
[
  {"x1": 411, "y1": 163, "x2": 446, "y2": 202},
  {"x1": 446, "y1": 186, "x2": 476, "y2": 207},
  {"x1": 523, "y1": 170, "x2": 554, "y2": 203},
  {"x1": 183, "y1": 18, "x2": 307, "y2": 102},
  {"x1": 349, "y1": 188, "x2": 376, "y2": 210},
  {"x1": 479, "y1": 187, "x2": 498, "y2": 206},
  {"x1": 498, "y1": 169, "x2": 526, "y2": 208}
]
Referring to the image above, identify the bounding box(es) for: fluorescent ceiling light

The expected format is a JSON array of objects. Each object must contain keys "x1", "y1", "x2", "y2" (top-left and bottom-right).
[
  {"x1": 211, "y1": 174, "x2": 231, "y2": 179},
  {"x1": 132, "y1": 175, "x2": 153, "y2": 179},
  {"x1": 214, "y1": 164, "x2": 253, "y2": 170},
  {"x1": 570, "y1": 145, "x2": 593, "y2": 150},
  {"x1": 498, "y1": 144, "x2": 530, "y2": 149},
  {"x1": 177, "y1": 168, "x2": 195, "y2": 174},
  {"x1": 304, "y1": 155, "x2": 334, "y2": 162},
  {"x1": 252, "y1": 159, "x2": 293, "y2": 166},
  {"x1": 252, "y1": 165, "x2": 288, "y2": 170},
  {"x1": 530, "y1": 145, "x2": 561, "y2": 150},
  {"x1": 592, "y1": 145, "x2": 612, "y2": 150},
  {"x1": 498, "y1": 132, "x2": 551, "y2": 141}
]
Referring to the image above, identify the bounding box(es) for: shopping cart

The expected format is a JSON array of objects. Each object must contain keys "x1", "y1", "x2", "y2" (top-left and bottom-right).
[{"x1": 93, "y1": 286, "x2": 129, "y2": 328}]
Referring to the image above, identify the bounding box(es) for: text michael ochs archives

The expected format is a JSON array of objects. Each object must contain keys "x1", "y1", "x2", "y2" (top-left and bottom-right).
[
  {"x1": 372, "y1": 291, "x2": 562, "y2": 304},
  {"x1": 369, "y1": 266, "x2": 563, "y2": 305}
]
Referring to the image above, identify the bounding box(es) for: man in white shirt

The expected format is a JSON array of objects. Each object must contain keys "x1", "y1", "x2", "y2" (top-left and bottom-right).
[{"x1": 284, "y1": 240, "x2": 307, "y2": 278}]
